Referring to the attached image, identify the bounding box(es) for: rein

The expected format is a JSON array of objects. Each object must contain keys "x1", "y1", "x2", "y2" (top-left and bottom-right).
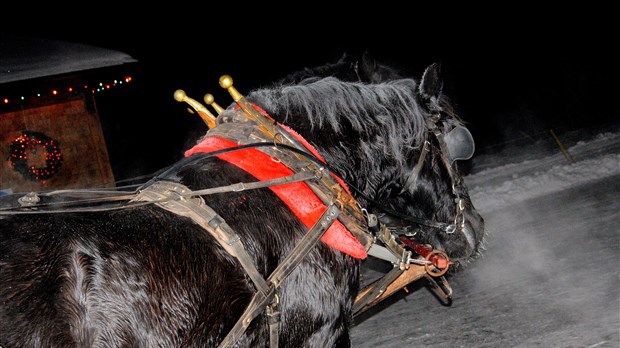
[{"x1": 0, "y1": 143, "x2": 318, "y2": 215}]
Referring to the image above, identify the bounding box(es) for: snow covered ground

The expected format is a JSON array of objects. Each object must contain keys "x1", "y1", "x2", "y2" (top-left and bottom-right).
[
  {"x1": 352, "y1": 123, "x2": 620, "y2": 347},
  {"x1": 468, "y1": 125, "x2": 620, "y2": 213}
]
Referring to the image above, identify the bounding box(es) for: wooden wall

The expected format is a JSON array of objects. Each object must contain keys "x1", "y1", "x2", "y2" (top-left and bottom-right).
[{"x1": 1, "y1": 96, "x2": 115, "y2": 193}]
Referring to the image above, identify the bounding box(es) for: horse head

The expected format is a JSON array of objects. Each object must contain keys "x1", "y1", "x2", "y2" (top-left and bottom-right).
[
  {"x1": 399, "y1": 62, "x2": 485, "y2": 265},
  {"x1": 247, "y1": 60, "x2": 485, "y2": 268}
]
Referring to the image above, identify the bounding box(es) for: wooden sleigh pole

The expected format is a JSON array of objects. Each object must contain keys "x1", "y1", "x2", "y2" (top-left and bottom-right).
[{"x1": 353, "y1": 236, "x2": 453, "y2": 317}]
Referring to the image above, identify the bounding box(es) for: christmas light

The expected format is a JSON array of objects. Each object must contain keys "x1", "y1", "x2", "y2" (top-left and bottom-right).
[
  {"x1": 1, "y1": 75, "x2": 133, "y2": 107},
  {"x1": 8, "y1": 131, "x2": 63, "y2": 183}
]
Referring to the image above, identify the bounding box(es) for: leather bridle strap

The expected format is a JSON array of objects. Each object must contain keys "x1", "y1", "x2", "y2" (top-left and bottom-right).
[
  {"x1": 400, "y1": 138, "x2": 429, "y2": 194},
  {"x1": 373, "y1": 115, "x2": 464, "y2": 234}
]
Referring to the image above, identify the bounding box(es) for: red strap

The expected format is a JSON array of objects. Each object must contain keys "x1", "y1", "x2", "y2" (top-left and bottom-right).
[{"x1": 185, "y1": 137, "x2": 367, "y2": 259}]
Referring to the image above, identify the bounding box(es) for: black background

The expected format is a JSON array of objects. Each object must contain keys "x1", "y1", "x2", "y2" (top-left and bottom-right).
[{"x1": 4, "y1": 14, "x2": 617, "y2": 181}]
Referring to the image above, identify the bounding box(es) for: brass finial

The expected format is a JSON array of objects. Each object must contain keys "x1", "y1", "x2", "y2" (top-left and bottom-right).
[
  {"x1": 204, "y1": 94, "x2": 224, "y2": 115},
  {"x1": 215, "y1": 75, "x2": 363, "y2": 219},
  {"x1": 173, "y1": 89, "x2": 187, "y2": 102},
  {"x1": 219, "y1": 75, "x2": 241, "y2": 101},
  {"x1": 174, "y1": 89, "x2": 217, "y2": 129},
  {"x1": 219, "y1": 74, "x2": 276, "y2": 137}
]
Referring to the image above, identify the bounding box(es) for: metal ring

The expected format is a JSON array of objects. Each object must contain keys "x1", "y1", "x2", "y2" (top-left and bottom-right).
[
  {"x1": 273, "y1": 293, "x2": 279, "y2": 305},
  {"x1": 273, "y1": 132, "x2": 285, "y2": 146},
  {"x1": 331, "y1": 199, "x2": 344, "y2": 211},
  {"x1": 424, "y1": 249, "x2": 450, "y2": 277},
  {"x1": 316, "y1": 166, "x2": 325, "y2": 179}
]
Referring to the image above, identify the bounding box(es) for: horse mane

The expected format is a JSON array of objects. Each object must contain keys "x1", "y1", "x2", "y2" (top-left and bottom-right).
[{"x1": 247, "y1": 77, "x2": 431, "y2": 165}]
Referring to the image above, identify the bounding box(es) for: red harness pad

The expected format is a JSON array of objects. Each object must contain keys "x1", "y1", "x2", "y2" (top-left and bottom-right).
[{"x1": 185, "y1": 137, "x2": 367, "y2": 259}]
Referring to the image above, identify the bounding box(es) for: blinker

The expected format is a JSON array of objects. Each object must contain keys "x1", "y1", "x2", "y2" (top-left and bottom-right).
[{"x1": 444, "y1": 126, "x2": 475, "y2": 163}]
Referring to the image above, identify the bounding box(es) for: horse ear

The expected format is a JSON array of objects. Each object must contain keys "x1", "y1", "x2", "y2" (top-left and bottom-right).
[
  {"x1": 336, "y1": 52, "x2": 350, "y2": 64},
  {"x1": 358, "y1": 50, "x2": 404, "y2": 83},
  {"x1": 418, "y1": 62, "x2": 443, "y2": 102},
  {"x1": 360, "y1": 50, "x2": 378, "y2": 72}
]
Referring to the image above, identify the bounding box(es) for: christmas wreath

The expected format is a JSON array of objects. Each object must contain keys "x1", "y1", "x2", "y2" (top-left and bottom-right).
[{"x1": 8, "y1": 131, "x2": 63, "y2": 182}]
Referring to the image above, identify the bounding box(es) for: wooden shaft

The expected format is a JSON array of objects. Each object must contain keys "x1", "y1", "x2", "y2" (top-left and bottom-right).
[{"x1": 355, "y1": 264, "x2": 427, "y2": 313}]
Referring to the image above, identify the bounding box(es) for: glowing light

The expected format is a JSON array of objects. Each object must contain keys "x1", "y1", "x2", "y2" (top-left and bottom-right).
[{"x1": 1, "y1": 75, "x2": 134, "y2": 103}]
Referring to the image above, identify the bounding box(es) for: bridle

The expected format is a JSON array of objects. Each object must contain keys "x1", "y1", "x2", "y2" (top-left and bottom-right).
[{"x1": 354, "y1": 112, "x2": 469, "y2": 237}]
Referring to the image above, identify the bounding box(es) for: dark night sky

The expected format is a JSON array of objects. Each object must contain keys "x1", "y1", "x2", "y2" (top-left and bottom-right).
[{"x1": 3, "y1": 16, "x2": 617, "y2": 180}]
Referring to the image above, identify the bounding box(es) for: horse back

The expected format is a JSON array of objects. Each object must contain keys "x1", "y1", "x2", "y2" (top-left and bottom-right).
[{"x1": 0, "y1": 156, "x2": 359, "y2": 347}]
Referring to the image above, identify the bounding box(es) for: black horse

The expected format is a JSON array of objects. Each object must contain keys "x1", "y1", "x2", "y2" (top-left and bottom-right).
[{"x1": 0, "y1": 59, "x2": 484, "y2": 347}]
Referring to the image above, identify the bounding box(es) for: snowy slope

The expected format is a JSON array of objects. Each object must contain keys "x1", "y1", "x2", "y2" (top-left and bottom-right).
[{"x1": 466, "y1": 127, "x2": 620, "y2": 213}]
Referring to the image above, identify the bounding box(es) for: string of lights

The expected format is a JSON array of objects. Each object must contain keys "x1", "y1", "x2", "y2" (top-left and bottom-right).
[{"x1": 2, "y1": 75, "x2": 133, "y2": 106}]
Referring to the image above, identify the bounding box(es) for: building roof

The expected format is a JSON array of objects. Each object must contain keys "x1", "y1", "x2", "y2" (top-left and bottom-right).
[{"x1": 0, "y1": 33, "x2": 137, "y2": 84}]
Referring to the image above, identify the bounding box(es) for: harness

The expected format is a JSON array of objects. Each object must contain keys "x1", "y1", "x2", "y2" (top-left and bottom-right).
[
  {"x1": 179, "y1": 76, "x2": 461, "y2": 325},
  {"x1": 0, "y1": 75, "x2": 469, "y2": 348}
]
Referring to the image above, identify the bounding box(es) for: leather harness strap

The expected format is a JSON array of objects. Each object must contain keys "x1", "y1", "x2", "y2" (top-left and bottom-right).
[
  {"x1": 132, "y1": 180, "x2": 341, "y2": 348},
  {"x1": 218, "y1": 203, "x2": 340, "y2": 348},
  {"x1": 207, "y1": 105, "x2": 373, "y2": 254},
  {"x1": 132, "y1": 181, "x2": 271, "y2": 295},
  {"x1": 186, "y1": 134, "x2": 369, "y2": 259}
]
